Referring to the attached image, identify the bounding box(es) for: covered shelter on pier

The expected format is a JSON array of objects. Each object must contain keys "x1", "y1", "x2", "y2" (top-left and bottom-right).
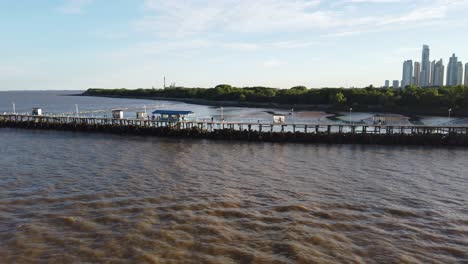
[
  {"x1": 112, "y1": 109, "x2": 124, "y2": 119},
  {"x1": 32, "y1": 108, "x2": 43, "y2": 116},
  {"x1": 152, "y1": 110, "x2": 195, "y2": 122}
]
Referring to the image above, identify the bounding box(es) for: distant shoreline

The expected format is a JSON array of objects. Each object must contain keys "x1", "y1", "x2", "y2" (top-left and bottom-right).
[
  {"x1": 76, "y1": 94, "x2": 458, "y2": 119},
  {"x1": 75, "y1": 93, "x2": 331, "y2": 110}
]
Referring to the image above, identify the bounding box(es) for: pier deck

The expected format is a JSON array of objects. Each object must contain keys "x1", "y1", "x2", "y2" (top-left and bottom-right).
[{"x1": 1, "y1": 113, "x2": 467, "y2": 135}]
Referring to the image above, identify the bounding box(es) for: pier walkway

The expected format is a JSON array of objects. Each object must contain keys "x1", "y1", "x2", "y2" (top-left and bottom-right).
[{"x1": 1, "y1": 113, "x2": 467, "y2": 135}]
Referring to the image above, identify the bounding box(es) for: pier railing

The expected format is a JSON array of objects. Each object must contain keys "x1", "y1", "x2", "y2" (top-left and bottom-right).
[{"x1": 1, "y1": 113, "x2": 467, "y2": 135}]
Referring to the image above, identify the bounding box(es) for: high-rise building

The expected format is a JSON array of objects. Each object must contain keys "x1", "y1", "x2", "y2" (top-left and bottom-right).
[
  {"x1": 432, "y1": 59, "x2": 445, "y2": 87},
  {"x1": 393, "y1": 80, "x2": 399, "y2": 89},
  {"x1": 420, "y1": 45, "x2": 431, "y2": 87},
  {"x1": 401, "y1": 60, "x2": 413, "y2": 88},
  {"x1": 447, "y1": 54, "x2": 459, "y2": 86},
  {"x1": 413, "y1": 62, "x2": 421, "y2": 86},
  {"x1": 384, "y1": 80, "x2": 390, "y2": 88},
  {"x1": 465, "y1": 63, "x2": 468, "y2": 86},
  {"x1": 430, "y1": 60, "x2": 436, "y2": 86},
  {"x1": 457, "y1": 62, "x2": 464, "y2": 85}
]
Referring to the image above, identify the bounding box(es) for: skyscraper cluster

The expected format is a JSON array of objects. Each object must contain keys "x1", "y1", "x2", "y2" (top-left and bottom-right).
[{"x1": 385, "y1": 45, "x2": 466, "y2": 88}]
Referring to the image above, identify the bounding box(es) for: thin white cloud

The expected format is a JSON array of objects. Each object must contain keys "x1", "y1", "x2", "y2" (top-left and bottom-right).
[
  {"x1": 58, "y1": 0, "x2": 93, "y2": 14},
  {"x1": 136, "y1": 0, "x2": 468, "y2": 39},
  {"x1": 137, "y1": 0, "x2": 334, "y2": 36}
]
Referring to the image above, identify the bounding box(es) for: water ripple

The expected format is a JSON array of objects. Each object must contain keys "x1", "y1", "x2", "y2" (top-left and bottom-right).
[{"x1": 1, "y1": 129, "x2": 467, "y2": 263}]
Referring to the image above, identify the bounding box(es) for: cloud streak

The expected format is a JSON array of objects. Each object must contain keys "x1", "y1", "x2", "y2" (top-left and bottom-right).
[
  {"x1": 135, "y1": 0, "x2": 467, "y2": 39},
  {"x1": 58, "y1": 0, "x2": 93, "y2": 14}
]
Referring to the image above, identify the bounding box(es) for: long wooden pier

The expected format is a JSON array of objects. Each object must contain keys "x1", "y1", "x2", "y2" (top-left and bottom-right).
[
  {"x1": 1, "y1": 113, "x2": 467, "y2": 135},
  {"x1": 2, "y1": 113, "x2": 468, "y2": 146}
]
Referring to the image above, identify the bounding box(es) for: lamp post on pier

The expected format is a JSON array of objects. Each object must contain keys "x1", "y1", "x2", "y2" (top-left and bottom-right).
[
  {"x1": 12, "y1": 102, "x2": 16, "y2": 114},
  {"x1": 448, "y1": 108, "x2": 452, "y2": 124},
  {"x1": 291, "y1": 108, "x2": 294, "y2": 124},
  {"x1": 220, "y1": 107, "x2": 224, "y2": 122}
]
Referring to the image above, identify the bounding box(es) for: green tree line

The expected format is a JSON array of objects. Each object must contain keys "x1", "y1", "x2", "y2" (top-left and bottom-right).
[{"x1": 83, "y1": 85, "x2": 468, "y2": 115}]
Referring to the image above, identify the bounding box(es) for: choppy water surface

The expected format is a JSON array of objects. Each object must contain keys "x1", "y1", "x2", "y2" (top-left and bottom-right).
[{"x1": 0, "y1": 128, "x2": 467, "y2": 263}]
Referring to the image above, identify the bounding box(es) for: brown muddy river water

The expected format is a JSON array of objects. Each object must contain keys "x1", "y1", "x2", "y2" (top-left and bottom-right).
[{"x1": 0, "y1": 128, "x2": 467, "y2": 263}]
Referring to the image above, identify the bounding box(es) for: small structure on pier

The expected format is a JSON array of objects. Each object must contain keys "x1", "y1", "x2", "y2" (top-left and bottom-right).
[
  {"x1": 363, "y1": 114, "x2": 411, "y2": 125},
  {"x1": 273, "y1": 114, "x2": 286, "y2": 124},
  {"x1": 32, "y1": 108, "x2": 43, "y2": 116},
  {"x1": 112, "y1": 110, "x2": 124, "y2": 119},
  {"x1": 136, "y1": 111, "x2": 148, "y2": 119},
  {"x1": 152, "y1": 110, "x2": 195, "y2": 122}
]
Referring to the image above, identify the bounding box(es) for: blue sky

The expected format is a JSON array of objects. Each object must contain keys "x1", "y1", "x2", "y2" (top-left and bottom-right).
[{"x1": 1, "y1": 0, "x2": 468, "y2": 90}]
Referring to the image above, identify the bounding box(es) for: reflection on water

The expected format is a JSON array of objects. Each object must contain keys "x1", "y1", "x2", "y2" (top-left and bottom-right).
[{"x1": 0, "y1": 129, "x2": 467, "y2": 263}]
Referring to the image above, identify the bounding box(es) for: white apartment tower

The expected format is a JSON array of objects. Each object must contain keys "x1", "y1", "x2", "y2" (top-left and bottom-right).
[
  {"x1": 432, "y1": 59, "x2": 445, "y2": 87},
  {"x1": 430, "y1": 60, "x2": 436, "y2": 85},
  {"x1": 465, "y1": 63, "x2": 468, "y2": 86},
  {"x1": 401, "y1": 60, "x2": 413, "y2": 88},
  {"x1": 447, "y1": 54, "x2": 459, "y2": 86},
  {"x1": 457, "y1": 62, "x2": 464, "y2": 85},
  {"x1": 413, "y1": 62, "x2": 421, "y2": 86}
]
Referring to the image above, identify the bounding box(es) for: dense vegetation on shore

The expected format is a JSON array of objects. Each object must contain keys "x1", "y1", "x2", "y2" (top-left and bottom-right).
[{"x1": 84, "y1": 85, "x2": 468, "y2": 115}]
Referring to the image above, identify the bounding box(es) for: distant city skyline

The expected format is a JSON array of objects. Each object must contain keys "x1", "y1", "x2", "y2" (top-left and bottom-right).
[
  {"x1": 390, "y1": 45, "x2": 466, "y2": 88},
  {"x1": 2, "y1": 0, "x2": 468, "y2": 90}
]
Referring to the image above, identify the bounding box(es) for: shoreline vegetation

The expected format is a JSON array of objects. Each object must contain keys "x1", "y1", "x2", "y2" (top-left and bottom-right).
[{"x1": 82, "y1": 85, "x2": 468, "y2": 117}]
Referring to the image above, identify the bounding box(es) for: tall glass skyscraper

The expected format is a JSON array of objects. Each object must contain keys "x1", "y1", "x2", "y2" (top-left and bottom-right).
[
  {"x1": 413, "y1": 62, "x2": 421, "y2": 86},
  {"x1": 401, "y1": 60, "x2": 413, "y2": 88},
  {"x1": 465, "y1": 63, "x2": 468, "y2": 86},
  {"x1": 447, "y1": 54, "x2": 459, "y2": 86},
  {"x1": 420, "y1": 45, "x2": 431, "y2": 87}
]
